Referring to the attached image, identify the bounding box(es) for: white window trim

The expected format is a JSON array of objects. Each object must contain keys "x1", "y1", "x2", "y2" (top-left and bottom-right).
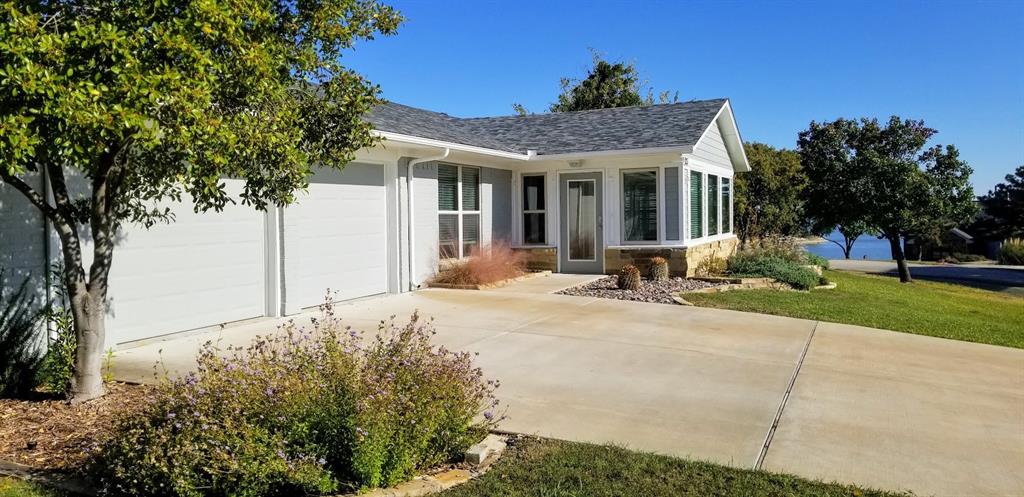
[
  {"x1": 684, "y1": 157, "x2": 734, "y2": 244},
  {"x1": 707, "y1": 173, "x2": 721, "y2": 237},
  {"x1": 520, "y1": 173, "x2": 547, "y2": 246},
  {"x1": 438, "y1": 164, "x2": 481, "y2": 260},
  {"x1": 620, "y1": 167, "x2": 661, "y2": 245}
]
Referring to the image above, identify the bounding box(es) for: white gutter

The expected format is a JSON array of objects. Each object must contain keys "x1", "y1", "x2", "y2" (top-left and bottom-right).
[
  {"x1": 406, "y1": 148, "x2": 450, "y2": 290},
  {"x1": 375, "y1": 131, "x2": 528, "y2": 160}
]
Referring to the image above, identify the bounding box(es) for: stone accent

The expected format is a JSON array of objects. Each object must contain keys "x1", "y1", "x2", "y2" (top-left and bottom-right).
[
  {"x1": 465, "y1": 434, "x2": 507, "y2": 467},
  {"x1": 514, "y1": 247, "x2": 557, "y2": 272},
  {"x1": 603, "y1": 237, "x2": 739, "y2": 278}
]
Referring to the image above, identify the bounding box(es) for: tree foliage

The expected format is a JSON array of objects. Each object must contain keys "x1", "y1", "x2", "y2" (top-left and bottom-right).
[
  {"x1": 0, "y1": 0, "x2": 401, "y2": 400},
  {"x1": 549, "y1": 52, "x2": 677, "y2": 112},
  {"x1": 798, "y1": 117, "x2": 976, "y2": 282},
  {"x1": 973, "y1": 165, "x2": 1024, "y2": 239},
  {"x1": 734, "y1": 143, "x2": 805, "y2": 243}
]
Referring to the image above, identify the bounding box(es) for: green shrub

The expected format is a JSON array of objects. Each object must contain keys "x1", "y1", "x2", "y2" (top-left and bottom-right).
[
  {"x1": 36, "y1": 307, "x2": 76, "y2": 396},
  {"x1": 727, "y1": 252, "x2": 821, "y2": 290},
  {"x1": 804, "y1": 252, "x2": 830, "y2": 270},
  {"x1": 0, "y1": 272, "x2": 45, "y2": 398},
  {"x1": 998, "y1": 239, "x2": 1024, "y2": 265},
  {"x1": 93, "y1": 302, "x2": 500, "y2": 496}
]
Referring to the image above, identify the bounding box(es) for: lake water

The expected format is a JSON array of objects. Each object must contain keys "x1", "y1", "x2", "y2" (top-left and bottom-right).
[{"x1": 805, "y1": 232, "x2": 894, "y2": 261}]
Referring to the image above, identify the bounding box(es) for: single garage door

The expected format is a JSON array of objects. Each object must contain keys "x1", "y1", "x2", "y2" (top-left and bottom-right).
[
  {"x1": 104, "y1": 179, "x2": 267, "y2": 344},
  {"x1": 283, "y1": 163, "x2": 388, "y2": 311}
]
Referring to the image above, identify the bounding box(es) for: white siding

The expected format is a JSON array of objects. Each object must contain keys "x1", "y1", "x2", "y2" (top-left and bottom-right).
[
  {"x1": 0, "y1": 174, "x2": 49, "y2": 306},
  {"x1": 692, "y1": 120, "x2": 734, "y2": 172}
]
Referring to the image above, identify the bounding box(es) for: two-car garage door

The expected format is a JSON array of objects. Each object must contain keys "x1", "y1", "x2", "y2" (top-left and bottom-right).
[{"x1": 103, "y1": 163, "x2": 388, "y2": 344}]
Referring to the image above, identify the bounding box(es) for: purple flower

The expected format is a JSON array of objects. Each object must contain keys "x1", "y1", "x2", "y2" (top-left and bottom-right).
[
  {"x1": 483, "y1": 411, "x2": 494, "y2": 421},
  {"x1": 318, "y1": 458, "x2": 327, "y2": 466},
  {"x1": 166, "y1": 412, "x2": 176, "y2": 419},
  {"x1": 276, "y1": 449, "x2": 286, "y2": 459}
]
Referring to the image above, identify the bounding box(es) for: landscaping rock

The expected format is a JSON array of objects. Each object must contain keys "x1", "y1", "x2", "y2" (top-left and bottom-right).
[
  {"x1": 465, "y1": 434, "x2": 507, "y2": 466},
  {"x1": 557, "y1": 276, "x2": 720, "y2": 304}
]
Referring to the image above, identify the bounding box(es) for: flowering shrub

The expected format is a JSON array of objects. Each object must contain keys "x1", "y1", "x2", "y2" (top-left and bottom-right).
[
  {"x1": 93, "y1": 302, "x2": 500, "y2": 496},
  {"x1": 430, "y1": 241, "x2": 527, "y2": 286}
]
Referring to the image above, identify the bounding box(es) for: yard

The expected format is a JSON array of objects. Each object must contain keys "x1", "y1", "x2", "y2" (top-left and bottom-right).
[
  {"x1": 685, "y1": 269, "x2": 1024, "y2": 349},
  {"x1": 442, "y1": 437, "x2": 906, "y2": 497}
]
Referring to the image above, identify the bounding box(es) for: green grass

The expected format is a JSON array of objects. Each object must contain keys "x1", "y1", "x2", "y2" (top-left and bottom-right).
[
  {"x1": 0, "y1": 478, "x2": 64, "y2": 497},
  {"x1": 686, "y1": 270, "x2": 1024, "y2": 348},
  {"x1": 442, "y1": 437, "x2": 905, "y2": 497}
]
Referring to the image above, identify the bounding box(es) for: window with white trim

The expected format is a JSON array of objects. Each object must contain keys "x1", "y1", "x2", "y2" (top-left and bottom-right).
[
  {"x1": 438, "y1": 164, "x2": 480, "y2": 259},
  {"x1": 622, "y1": 169, "x2": 659, "y2": 242},
  {"x1": 522, "y1": 174, "x2": 546, "y2": 245}
]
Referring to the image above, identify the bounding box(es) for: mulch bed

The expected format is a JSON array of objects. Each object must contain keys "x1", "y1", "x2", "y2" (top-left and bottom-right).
[
  {"x1": 0, "y1": 382, "x2": 154, "y2": 471},
  {"x1": 557, "y1": 276, "x2": 720, "y2": 304}
]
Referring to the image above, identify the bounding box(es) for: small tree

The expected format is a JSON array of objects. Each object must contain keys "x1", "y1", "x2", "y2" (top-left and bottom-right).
[
  {"x1": 799, "y1": 119, "x2": 872, "y2": 259},
  {"x1": 0, "y1": 0, "x2": 401, "y2": 401},
  {"x1": 734, "y1": 143, "x2": 805, "y2": 245},
  {"x1": 798, "y1": 117, "x2": 976, "y2": 282}
]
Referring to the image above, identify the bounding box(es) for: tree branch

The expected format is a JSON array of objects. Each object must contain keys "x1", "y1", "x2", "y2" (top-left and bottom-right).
[{"x1": 0, "y1": 169, "x2": 59, "y2": 220}]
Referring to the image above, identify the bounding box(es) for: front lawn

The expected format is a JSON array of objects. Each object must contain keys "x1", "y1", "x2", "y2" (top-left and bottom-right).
[
  {"x1": 685, "y1": 270, "x2": 1024, "y2": 348},
  {"x1": 442, "y1": 437, "x2": 905, "y2": 497}
]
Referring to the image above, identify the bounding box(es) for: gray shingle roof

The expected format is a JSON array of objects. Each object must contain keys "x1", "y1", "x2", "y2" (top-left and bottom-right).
[{"x1": 365, "y1": 98, "x2": 727, "y2": 156}]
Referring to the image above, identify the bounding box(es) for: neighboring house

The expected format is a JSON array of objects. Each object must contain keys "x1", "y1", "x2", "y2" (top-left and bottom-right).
[{"x1": 0, "y1": 98, "x2": 749, "y2": 346}]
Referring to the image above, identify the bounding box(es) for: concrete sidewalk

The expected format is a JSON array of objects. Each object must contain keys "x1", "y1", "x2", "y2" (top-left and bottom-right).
[{"x1": 111, "y1": 286, "x2": 1024, "y2": 497}]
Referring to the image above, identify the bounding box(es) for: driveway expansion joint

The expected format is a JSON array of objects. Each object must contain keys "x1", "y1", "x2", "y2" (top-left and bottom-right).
[{"x1": 754, "y1": 320, "x2": 819, "y2": 470}]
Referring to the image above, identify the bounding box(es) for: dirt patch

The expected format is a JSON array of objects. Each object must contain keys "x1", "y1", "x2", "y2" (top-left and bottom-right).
[
  {"x1": 0, "y1": 382, "x2": 153, "y2": 471},
  {"x1": 557, "y1": 276, "x2": 720, "y2": 304}
]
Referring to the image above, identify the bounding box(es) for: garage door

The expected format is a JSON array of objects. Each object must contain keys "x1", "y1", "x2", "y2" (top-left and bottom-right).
[
  {"x1": 104, "y1": 179, "x2": 267, "y2": 344},
  {"x1": 283, "y1": 163, "x2": 388, "y2": 311}
]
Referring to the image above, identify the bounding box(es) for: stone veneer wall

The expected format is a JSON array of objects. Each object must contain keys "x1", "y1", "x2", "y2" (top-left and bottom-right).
[
  {"x1": 604, "y1": 237, "x2": 739, "y2": 277},
  {"x1": 514, "y1": 247, "x2": 557, "y2": 272}
]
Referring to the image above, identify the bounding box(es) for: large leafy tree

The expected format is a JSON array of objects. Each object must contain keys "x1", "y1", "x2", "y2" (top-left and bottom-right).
[
  {"x1": 542, "y1": 52, "x2": 677, "y2": 113},
  {"x1": 0, "y1": 0, "x2": 401, "y2": 401},
  {"x1": 733, "y1": 143, "x2": 805, "y2": 244},
  {"x1": 798, "y1": 117, "x2": 976, "y2": 282},
  {"x1": 973, "y1": 165, "x2": 1024, "y2": 239}
]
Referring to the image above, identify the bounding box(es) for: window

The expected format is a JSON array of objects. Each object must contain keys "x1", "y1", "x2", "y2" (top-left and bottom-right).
[
  {"x1": 522, "y1": 175, "x2": 546, "y2": 244},
  {"x1": 622, "y1": 169, "x2": 658, "y2": 242},
  {"x1": 438, "y1": 164, "x2": 481, "y2": 259},
  {"x1": 689, "y1": 171, "x2": 703, "y2": 239},
  {"x1": 708, "y1": 174, "x2": 719, "y2": 236},
  {"x1": 721, "y1": 177, "x2": 731, "y2": 234}
]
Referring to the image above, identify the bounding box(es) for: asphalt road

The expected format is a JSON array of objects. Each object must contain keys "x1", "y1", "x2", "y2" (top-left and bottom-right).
[{"x1": 828, "y1": 259, "x2": 1024, "y2": 294}]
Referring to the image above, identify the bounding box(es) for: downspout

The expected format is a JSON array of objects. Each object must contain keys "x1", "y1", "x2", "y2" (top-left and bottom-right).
[{"x1": 406, "y1": 148, "x2": 450, "y2": 290}]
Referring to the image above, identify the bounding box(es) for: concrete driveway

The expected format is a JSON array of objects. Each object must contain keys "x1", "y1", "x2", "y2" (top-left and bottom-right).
[{"x1": 112, "y1": 274, "x2": 1024, "y2": 497}]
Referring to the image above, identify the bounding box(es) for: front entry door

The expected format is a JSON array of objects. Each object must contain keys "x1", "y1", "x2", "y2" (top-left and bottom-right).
[{"x1": 559, "y1": 172, "x2": 603, "y2": 274}]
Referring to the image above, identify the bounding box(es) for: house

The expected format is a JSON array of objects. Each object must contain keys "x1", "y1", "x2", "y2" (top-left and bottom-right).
[{"x1": 0, "y1": 98, "x2": 750, "y2": 346}]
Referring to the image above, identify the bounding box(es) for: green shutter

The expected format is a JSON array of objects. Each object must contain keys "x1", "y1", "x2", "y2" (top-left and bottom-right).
[
  {"x1": 689, "y1": 171, "x2": 703, "y2": 238},
  {"x1": 721, "y1": 178, "x2": 731, "y2": 233},
  {"x1": 708, "y1": 174, "x2": 719, "y2": 236}
]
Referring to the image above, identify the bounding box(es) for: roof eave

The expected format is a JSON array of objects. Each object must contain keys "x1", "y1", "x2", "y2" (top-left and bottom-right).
[
  {"x1": 372, "y1": 130, "x2": 531, "y2": 160},
  {"x1": 532, "y1": 145, "x2": 693, "y2": 161}
]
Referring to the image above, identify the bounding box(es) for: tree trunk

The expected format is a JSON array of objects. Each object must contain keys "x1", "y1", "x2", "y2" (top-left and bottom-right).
[
  {"x1": 69, "y1": 286, "x2": 107, "y2": 401},
  {"x1": 888, "y1": 236, "x2": 913, "y2": 283}
]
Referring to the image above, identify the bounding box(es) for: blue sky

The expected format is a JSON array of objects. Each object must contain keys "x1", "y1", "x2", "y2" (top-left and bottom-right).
[{"x1": 343, "y1": 0, "x2": 1024, "y2": 193}]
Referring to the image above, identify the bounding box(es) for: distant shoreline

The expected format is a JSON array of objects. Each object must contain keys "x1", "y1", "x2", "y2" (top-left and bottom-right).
[{"x1": 795, "y1": 235, "x2": 827, "y2": 245}]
